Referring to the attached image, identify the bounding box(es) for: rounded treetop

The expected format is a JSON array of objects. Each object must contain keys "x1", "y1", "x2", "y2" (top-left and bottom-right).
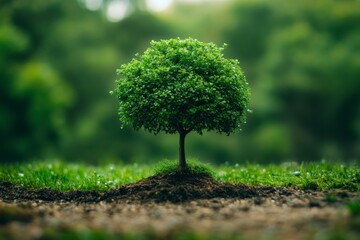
[{"x1": 114, "y1": 38, "x2": 250, "y2": 135}]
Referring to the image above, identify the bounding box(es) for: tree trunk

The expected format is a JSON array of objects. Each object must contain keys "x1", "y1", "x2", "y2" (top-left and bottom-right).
[{"x1": 179, "y1": 131, "x2": 187, "y2": 171}]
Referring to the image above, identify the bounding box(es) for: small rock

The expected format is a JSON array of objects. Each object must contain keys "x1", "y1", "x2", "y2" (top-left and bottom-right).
[
  {"x1": 240, "y1": 205, "x2": 250, "y2": 211},
  {"x1": 253, "y1": 197, "x2": 263, "y2": 205},
  {"x1": 337, "y1": 191, "x2": 350, "y2": 198},
  {"x1": 309, "y1": 201, "x2": 323, "y2": 208},
  {"x1": 185, "y1": 207, "x2": 196, "y2": 214},
  {"x1": 291, "y1": 199, "x2": 306, "y2": 208}
]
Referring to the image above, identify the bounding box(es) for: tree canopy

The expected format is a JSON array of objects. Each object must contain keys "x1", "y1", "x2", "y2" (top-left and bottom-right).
[{"x1": 114, "y1": 38, "x2": 250, "y2": 136}]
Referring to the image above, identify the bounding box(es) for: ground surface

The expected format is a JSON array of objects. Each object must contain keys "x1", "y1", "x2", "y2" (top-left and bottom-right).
[{"x1": 0, "y1": 172, "x2": 359, "y2": 240}]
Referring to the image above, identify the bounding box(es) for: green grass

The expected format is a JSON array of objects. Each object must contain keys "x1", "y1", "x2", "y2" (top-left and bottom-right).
[
  {"x1": 154, "y1": 159, "x2": 216, "y2": 177},
  {"x1": 348, "y1": 200, "x2": 360, "y2": 216},
  {"x1": 0, "y1": 160, "x2": 358, "y2": 191},
  {"x1": 28, "y1": 227, "x2": 249, "y2": 240},
  {"x1": 217, "y1": 161, "x2": 359, "y2": 191},
  {"x1": 0, "y1": 161, "x2": 153, "y2": 191}
]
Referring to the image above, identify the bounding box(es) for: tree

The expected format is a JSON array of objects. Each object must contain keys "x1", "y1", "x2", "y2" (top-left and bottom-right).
[{"x1": 113, "y1": 38, "x2": 250, "y2": 170}]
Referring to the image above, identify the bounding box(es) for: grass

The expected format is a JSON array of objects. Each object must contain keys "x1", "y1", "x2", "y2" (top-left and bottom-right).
[
  {"x1": 0, "y1": 159, "x2": 358, "y2": 191},
  {"x1": 217, "y1": 161, "x2": 359, "y2": 191},
  {"x1": 0, "y1": 161, "x2": 152, "y2": 191},
  {"x1": 25, "y1": 227, "x2": 250, "y2": 240},
  {"x1": 348, "y1": 200, "x2": 360, "y2": 216},
  {"x1": 154, "y1": 159, "x2": 216, "y2": 177}
]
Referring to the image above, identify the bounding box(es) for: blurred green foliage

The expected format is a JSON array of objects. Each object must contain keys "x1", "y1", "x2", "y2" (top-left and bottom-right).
[{"x1": 0, "y1": 0, "x2": 359, "y2": 164}]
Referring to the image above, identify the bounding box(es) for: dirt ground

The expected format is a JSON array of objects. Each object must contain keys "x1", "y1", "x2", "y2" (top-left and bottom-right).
[{"x1": 0, "y1": 173, "x2": 359, "y2": 240}]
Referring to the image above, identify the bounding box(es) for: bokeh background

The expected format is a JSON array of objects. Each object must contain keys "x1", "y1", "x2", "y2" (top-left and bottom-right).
[{"x1": 1, "y1": 0, "x2": 359, "y2": 164}]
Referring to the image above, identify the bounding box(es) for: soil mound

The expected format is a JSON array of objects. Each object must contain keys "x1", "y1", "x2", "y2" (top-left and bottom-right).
[
  {"x1": 103, "y1": 171, "x2": 281, "y2": 203},
  {"x1": 0, "y1": 171, "x2": 291, "y2": 203}
]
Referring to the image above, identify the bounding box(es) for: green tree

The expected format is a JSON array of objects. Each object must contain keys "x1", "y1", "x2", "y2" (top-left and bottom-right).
[{"x1": 114, "y1": 38, "x2": 250, "y2": 170}]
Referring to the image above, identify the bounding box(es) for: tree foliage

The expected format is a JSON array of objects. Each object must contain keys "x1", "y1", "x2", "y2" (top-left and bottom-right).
[{"x1": 114, "y1": 38, "x2": 250, "y2": 136}]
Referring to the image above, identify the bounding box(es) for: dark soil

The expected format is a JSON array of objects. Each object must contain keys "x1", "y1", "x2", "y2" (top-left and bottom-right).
[
  {"x1": 1, "y1": 172, "x2": 359, "y2": 239},
  {"x1": 103, "y1": 171, "x2": 285, "y2": 203},
  {"x1": 0, "y1": 171, "x2": 289, "y2": 203}
]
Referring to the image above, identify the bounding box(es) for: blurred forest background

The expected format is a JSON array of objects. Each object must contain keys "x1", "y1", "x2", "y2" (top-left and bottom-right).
[{"x1": 1, "y1": 0, "x2": 359, "y2": 164}]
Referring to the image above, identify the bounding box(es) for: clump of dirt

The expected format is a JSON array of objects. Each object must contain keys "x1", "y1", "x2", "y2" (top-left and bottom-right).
[
  {"x1": 103, "y1": 170, "x2": 282, "y2": 203},
  {"x1": 0, "y1": 171, "x2": 289, "y2": 203}
]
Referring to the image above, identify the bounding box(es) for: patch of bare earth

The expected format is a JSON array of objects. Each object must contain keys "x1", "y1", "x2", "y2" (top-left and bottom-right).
[{"x1": 0, "y1": 172, "x2": 359, "y2": 240}]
